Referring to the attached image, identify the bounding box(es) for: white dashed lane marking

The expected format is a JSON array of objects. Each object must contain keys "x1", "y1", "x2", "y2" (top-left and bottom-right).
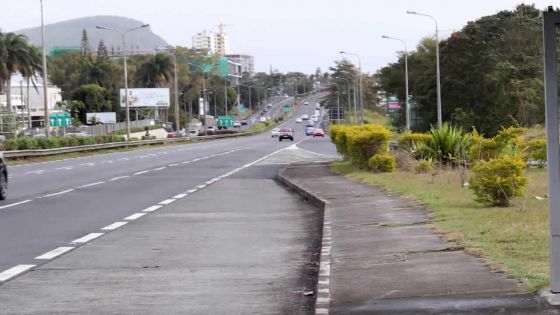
[
  {"x1": 71, "y1": 233, "x2": 105, "y2": 244},
  {"x1": 35, "y1": 247, "x2": 74, "y2": 260},
  {"x1": 109, "y1": 176, "x2": 129, "y2": 181},
  {"x1": 0, "y1": 264, "x2": 35, "y2": 282},
  {"x1": 124, "y1": 213, "x2": 146, "y2": 221},
  {"x1": 173, "y1": 193, "x2": 187, "y2": 199},
  {"x1": 101, "y1": 222, "x2": 128, "y2": 231},
  {"x1": 142, "y1": 205, "x2": 162, "y2": 213},
  {"x1": 159, "y1": 199, "x2": 175, "y2": 205},
  {"x1": 133, "y1": 170, "x2": 149, "y2": 175}
]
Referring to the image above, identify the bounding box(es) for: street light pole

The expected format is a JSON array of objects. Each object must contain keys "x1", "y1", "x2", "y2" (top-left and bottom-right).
[
  {"x1": 407, "y1": 10, "x2": 441, "y2": 128},
  {"x1": 40, "y1": 0, "x2": 49, "y2": 137},
  {"x1": 382, "y1": 35, "x2": 410, "y2": 131},
  {"x1": 333, "y1": 77, "x2": 354, "y2": 124},
  {"x1": 340, "y1": 51, "x2": 363, "y2": 124},
  {"x1": 97, "y1": 23, "x2": 149, "y2": 140}
]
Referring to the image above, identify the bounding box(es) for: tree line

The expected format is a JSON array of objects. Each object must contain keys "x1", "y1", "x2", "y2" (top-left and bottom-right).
[{"x1": 376, "y1": 4, "x2": 543, "y2": 136}]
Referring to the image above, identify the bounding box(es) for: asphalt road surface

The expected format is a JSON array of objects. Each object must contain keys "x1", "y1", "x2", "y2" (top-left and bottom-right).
[{"x1": 0, "y1": 91, "x2": 338, "y2": 314}]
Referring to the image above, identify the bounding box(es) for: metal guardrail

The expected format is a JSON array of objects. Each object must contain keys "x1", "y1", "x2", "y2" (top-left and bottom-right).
[{"x1": 3, "y1": 132, "x2": 253, "y2": 159}]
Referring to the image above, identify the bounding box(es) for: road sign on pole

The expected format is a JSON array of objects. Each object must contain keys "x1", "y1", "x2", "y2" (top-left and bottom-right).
[{"x1": 49, "y1": 113, "x2": 71, "y2": 127}]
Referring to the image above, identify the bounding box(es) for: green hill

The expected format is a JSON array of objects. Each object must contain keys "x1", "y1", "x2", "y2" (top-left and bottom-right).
[{"x1": 15, "y1": 15, "x2": 169, "y2": 55}]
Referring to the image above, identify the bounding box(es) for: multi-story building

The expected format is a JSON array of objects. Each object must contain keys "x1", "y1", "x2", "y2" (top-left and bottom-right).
[
  {"x1": 192, "y1": 30, "x2": 218, "y2": 53},
  {"x1": 225, "y1": 54, "x2": 254, "y2": 76},
  {"x1": 216, "y1": 32, "x2": 230, "y2": 55},
  {"x1": 0, "y1": 72, "x2": 62, "y2": 127}
]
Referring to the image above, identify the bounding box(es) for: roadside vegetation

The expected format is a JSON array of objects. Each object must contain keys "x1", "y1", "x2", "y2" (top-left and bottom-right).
[{"x1": 329, "y1": 122, "x2": 550, "y2": 292}]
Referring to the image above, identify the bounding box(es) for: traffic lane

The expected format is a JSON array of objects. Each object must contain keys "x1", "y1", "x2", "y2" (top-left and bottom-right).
[
  {"x1": 0, "y1": 164, "x2": 321, "y2": 314},
  {"x1": 298, "y1": 134, "x2": 339, "y2": 157},
  {"x1": 0, "y1": 139, "x2": 299, "y2": 272},
  {"x1": 4, "y1": 134, "x2": 273, "y2": 201}
]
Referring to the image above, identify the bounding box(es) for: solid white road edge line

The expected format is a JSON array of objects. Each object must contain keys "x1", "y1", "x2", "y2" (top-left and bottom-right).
[
  {"x1": 0, "y1": 199, "x2": 32, "y2": 210},
  {"x1": 78, "y1": 182, "x2": 104, "y2": 188},
  {"x1": 42, "y1": 189, "x2": 75, "y2": 198},
  {"x1": 35, "y1": 246, "x2": 74, "y2": 260},
  {"x1": 0, "y1": 264, "x2": 36, "y2": 282}
]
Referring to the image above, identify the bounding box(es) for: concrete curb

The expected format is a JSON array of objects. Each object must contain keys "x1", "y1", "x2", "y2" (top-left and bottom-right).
[{"x1": 277, "y1": 163, "x2": 333, "y2": 315}]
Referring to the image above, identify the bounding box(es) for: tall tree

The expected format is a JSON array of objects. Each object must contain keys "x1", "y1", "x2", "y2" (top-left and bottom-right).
[
  {"x1": 80, "y1": 28, "x2": 91, "y2": 57},
  {"x1": 1, "y1": 32, "x2": 36, "y2": 112},
  {"x1": 133, "y1": 53, "x2": 173, "y2": 88}
]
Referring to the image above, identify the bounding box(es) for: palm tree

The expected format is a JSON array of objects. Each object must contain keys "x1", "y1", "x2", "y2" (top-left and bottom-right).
[
  {"x1": 134, "y1": 53, "x2": 172, "y2": 88},
  {"x1": 1, "y1": 32, "x2": 36, "y2": 112},
  {"x1": 19, "y1": 46, "x2": 42, "y2": 128}
]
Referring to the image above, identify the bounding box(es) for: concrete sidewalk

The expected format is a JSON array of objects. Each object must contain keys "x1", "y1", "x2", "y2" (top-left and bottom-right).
[{"x1": 279, "y1": 162, "x2": 560, "y2": 315}]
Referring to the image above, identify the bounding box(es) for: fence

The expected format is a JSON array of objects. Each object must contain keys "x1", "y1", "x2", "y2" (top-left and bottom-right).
[{"x1": 82, "y1": 119, "x2": 156, "y2": 136}]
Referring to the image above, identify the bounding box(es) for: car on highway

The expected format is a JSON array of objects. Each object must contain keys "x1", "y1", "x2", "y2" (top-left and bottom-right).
[
  {"x1": 0, "y1": 152, "x2": 7, "y2": 200},
  {"x1": 278, "y1": 128, "x2": 294, "y2": 141},
  {"x1": 304, "y1": 101, "x2": 309, "y2": 105},
  {"x1": 301, "y1": 114, "x2": 309, "y2": 120},
  {"x1": 306, "y1": 121, "x2": 315, "y2": 127},
  {"x1": 260, "y1": 117, "x2": 266, "y2": 122},
  {"x1": 305, "y1": 126, "x2": 315, "y2": 136},
  {"x1": 315, "y1": 103, "x2": 321, "y2": 110},
  {"x1": 270, "y1": 128, "x2": 280, "y2": 137},
  {"x1": 234, "y1": 121, "x2": 241, "y2": 128},
  {"x1": 313, "y1": 128, "x2": 325, "y2": 137},
  {"x1": 295, "y1": 118, "x2": 303, "y2": 123},
  {"x1": 240, "y1": 120, "x2": 248, "y2": 126}
]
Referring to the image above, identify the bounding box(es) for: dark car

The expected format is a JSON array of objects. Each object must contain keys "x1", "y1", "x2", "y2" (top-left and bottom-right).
[
  {"x1": 278, "y1": 128, "x2": 294, "y2": 141},
  {"x1": 0, "y1": 152, "x2": 7, "y2": 200},
  {"x1": 306, "y1": 126, "x2": 315, "y2": 136}
]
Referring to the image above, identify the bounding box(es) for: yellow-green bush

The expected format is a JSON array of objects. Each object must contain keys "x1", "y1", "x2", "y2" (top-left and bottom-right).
[
  {"x1": 415, "y1": 159, "x2": 433, "y2": 174},
  {"x1": 397, "y1": 132, "x2": 431, "y2": 151},
  {"x1": 469, "y1": 155, "x2": 528, "y2": 207},
  {"x1": 522, "y1": 139, "x2": 546, "y2": 167},
  {"x1": 368, "y1": 153, "x2": 396, "y2": 173},
  {"x1": 345, "y1": 124, "x2": 392, "y2": 168},
  {"x1": 330, "y1": 125, "x2": 352, "y2": 158}
]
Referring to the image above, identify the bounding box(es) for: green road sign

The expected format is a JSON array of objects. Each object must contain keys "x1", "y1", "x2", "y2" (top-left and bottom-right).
[
  {"x1": 217, "y1": 115, "x2": 234, "y2": 127},
  {"x1": 283, "y1": 105, "x2": 292, "y2": 113},
  {"x1": 49, "y1": 113, "x2": 71, "y2": 127}
]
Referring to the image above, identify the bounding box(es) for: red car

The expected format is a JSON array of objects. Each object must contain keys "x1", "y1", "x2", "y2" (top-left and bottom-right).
[{"x1": 313, "y1": 128, "x2": 325, "y2": 137}]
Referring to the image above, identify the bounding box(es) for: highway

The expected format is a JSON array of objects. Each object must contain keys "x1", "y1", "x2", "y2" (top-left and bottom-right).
[{"x1": 0, "y1": 90, "x2": 338, "y2": 314}]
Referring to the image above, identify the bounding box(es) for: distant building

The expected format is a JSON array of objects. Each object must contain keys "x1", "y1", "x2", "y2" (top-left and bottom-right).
[
  {"x1": 226, "y1": 54, "x2": 254, "y2": 76},
  {"x1": 192, "y1": 30, "x2": 218, "y2": 54},
  {"x1": 0, "y1": 72, "x2": 62, "y2": 127},
  {"x1": 192, "y1": 25, "x2": 230, "y2": 55}
]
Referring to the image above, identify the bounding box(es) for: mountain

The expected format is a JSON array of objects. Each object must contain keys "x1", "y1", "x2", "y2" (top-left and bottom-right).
[{"x1": 15, "y1": 16, "x2": 169, "y2": 54}]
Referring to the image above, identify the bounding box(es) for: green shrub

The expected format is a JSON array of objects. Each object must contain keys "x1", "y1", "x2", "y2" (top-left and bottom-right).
[
  {"x1": 345, "y1": 124, "x2": 392, "y2": 168},
  {"x1": 5, "y1": 140, "x2": 18, "y2": 151},
  {"x1": 415, "y1": 159, "x2": 433, "y2": 174},
  {"x1": 468, "y1": 131, "x2": 503, "y2": 163},
  {"x1": 469, "y1": 155, "x2": 528, "y2": 207},
  {"x1": 368, "y1": 153, "x2": 396, "y2": 173},
  {"x1": 141, "y1": 136, "x2": 156, "y2": 140},
  {"x1": 17, "y1": 137, "x2": 38, "y2": 150},
  {"x1": 411, "y1": 123, "x2": 470, "y2": 164},
  {"x1": 397, "y1": 132, "x2": 431, "y2": 151}
]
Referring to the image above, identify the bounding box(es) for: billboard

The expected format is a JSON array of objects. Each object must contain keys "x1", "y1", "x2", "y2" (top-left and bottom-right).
[
  {"x1": 86, "y1": 112, "x2": 117, "y2": 124},
  {"x1": 119, "y1": 88, "x2": 170, "y2": 108}
]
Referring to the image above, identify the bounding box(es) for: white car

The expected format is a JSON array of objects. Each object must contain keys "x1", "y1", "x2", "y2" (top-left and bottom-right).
[
  {"x1": 311, "y1": 115, "x2": 319, "y2": 122},
  {"x1": 260, "y1": 116, "x2": 266, "y2": 122},
  {"x1": 296, "y1": 118, "x2": 303, "y2": 123},
  {"x1": 271, "y1": 128, "x2": 280, "y2": 137},
  {"x1": 301, "y1": 114, "x2": 309, "y2": 120},
  {"x1": 304, "y1": 101, "x2": 309, "y2": 105},
  {"x1": 233, "y1": 121, "x2": 241, "y2": 127}
]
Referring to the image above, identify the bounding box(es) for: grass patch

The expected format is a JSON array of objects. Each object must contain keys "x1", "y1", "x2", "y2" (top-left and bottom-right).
[
  {"x1": 363, "y1": 110, "x2": 396, "y2": 131},
  {"x1": 331, "y1": 161, "x2": 550, "y2": 292}
]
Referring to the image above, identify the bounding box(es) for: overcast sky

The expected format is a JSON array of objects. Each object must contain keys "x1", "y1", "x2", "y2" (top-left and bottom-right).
[{"x1": 1, "y1": 1, "x2": 553, "y2": 74}]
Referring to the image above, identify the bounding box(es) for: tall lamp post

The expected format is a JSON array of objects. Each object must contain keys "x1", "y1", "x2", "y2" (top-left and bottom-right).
[
  {"x1": 96, "y1": 23, "x2": 150, "y2": 140},
  {"x1": 333, "y1": 77, "x2": 355, "y2": 124},
  {"x1": 407, "y1": 10, "x2": 441, "y2": 128},
  {"x1": 382, "y1": 35, "x2": 410, "y2": 131},
  {"x1": 40, "y1": 0, "x2": 49, "y2": 137},
  {"x1": 156, "y1": 47, "x2": 180, "y2": 131},
  {"x1": 340, "y1": 51, "x2": 363, "y2": 124}
]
